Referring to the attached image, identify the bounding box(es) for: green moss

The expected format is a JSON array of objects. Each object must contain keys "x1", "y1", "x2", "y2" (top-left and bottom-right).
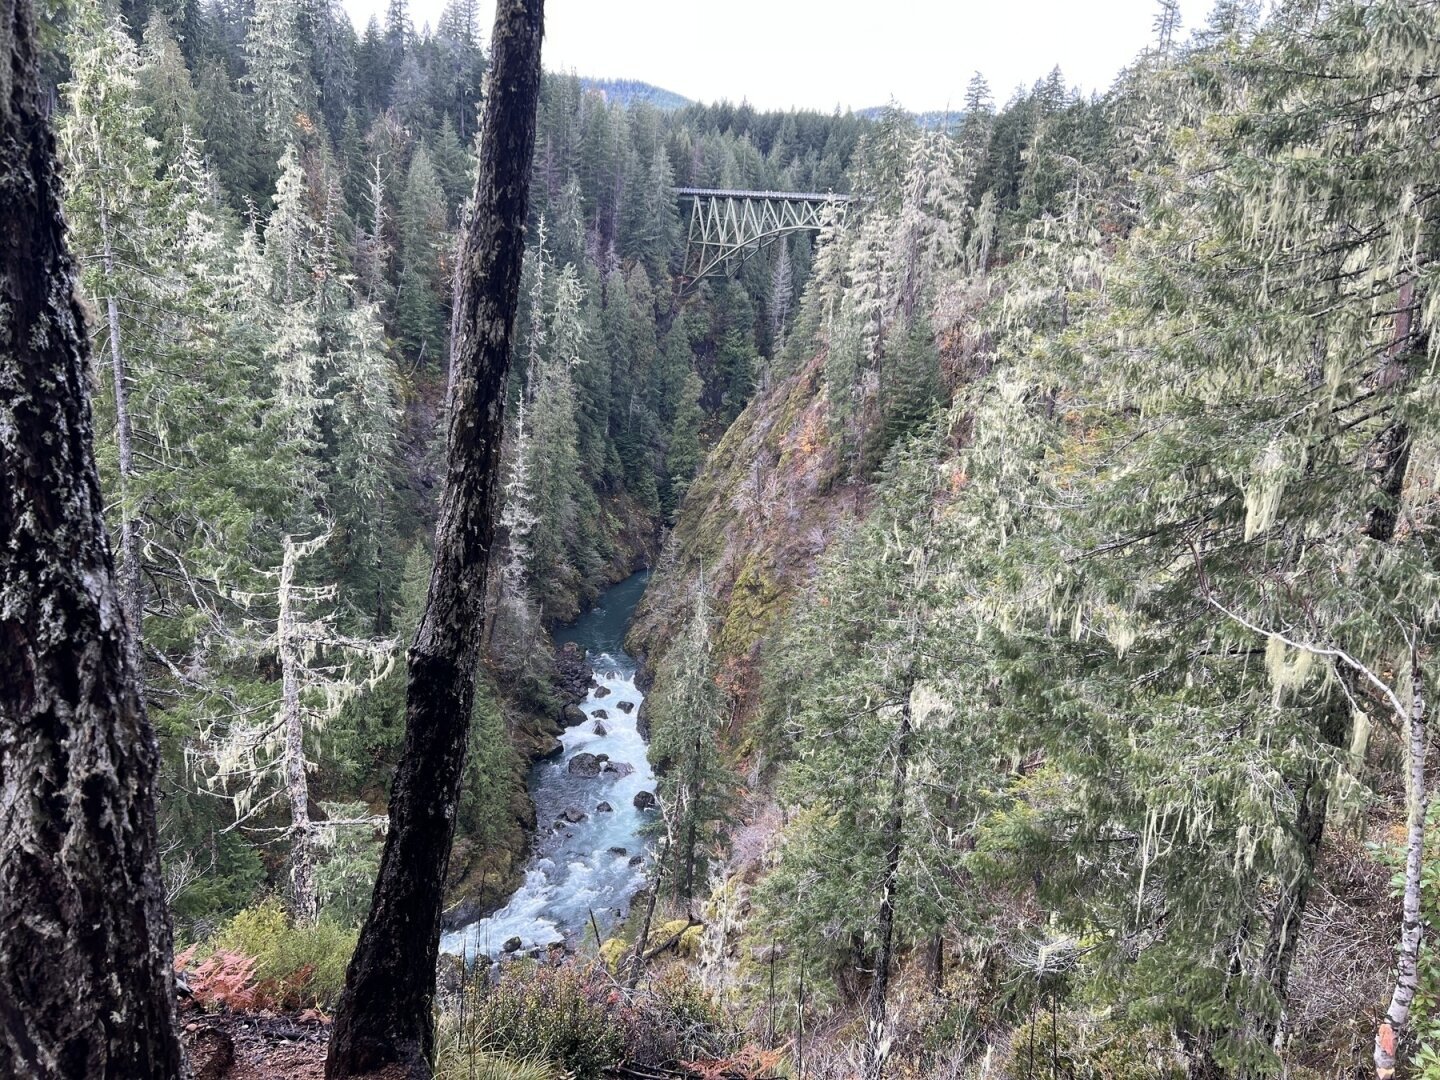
[
  {"x1": 599, "y1": 936, "x2": 630, "y2": 973},
  {"x1": 717, "y1": 556, "x2": 784, "y2": 660},
  {"x1": 678, "y1": 924, "x2": 704, "y2": 958}
]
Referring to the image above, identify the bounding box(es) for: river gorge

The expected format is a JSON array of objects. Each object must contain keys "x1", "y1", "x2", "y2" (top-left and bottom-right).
[{"x1": 441, "y1": 571, "x2": 657, "y2": 961}]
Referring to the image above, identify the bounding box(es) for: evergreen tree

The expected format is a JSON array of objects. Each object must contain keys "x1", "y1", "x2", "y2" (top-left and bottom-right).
[
  {"x1": 244, "y1": 0, "x2": 308, "y2": 145},
  {"x1": 395, "y1": 144, "x2": 449, "y2": 365},
  {"x1": 202, "y1": 529, "x2": 392, "y2": 924},
  {"x1": 649, "y1": 583, "x2": 731, "y2": 908}
]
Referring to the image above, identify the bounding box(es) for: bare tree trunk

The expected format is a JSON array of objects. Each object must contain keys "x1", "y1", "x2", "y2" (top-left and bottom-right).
[
  {"x1": 1257, "y1": 767, "x2": 1328, "y2": 1030},
  {"x1": 326, "y1": 3, "x2": 544, "y2": 1076},
  {"x1": 1376, "y1": 650, "x2": 1428, "y2": 1080},
  {"x1": 279, "y1": 537, "x2": 318, "y2": 925},
  {"x1": 628, "y1": 838, "x2": 668, "y2": 991},
  {"x1": 0, "y1": 0, "x2": 184, "y2": 1071},
  {"x1": 863, "y1": 688, "x2": 914, "y2": 1080},
  {"x1": 98, "y1": 192, "x2": 143, "y2": 666}
]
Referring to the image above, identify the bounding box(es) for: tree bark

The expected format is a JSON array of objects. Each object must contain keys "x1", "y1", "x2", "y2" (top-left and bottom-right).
[
  {"x1": 863, "y1": 688, "x2": 914, "y2": 1080},
  {"x1": 0, "y1": 0, "x2": 184, "y2": 1072},
  {"x1": 325, "y1": 2, "x2": 544, "y2": 1076},
  {"x1": 98, "y1": 190, "x2": 143, "y2": 668},
  {"x1": 279, "y1": 536, "x2": 318, "y2": 925},
  {"x1": 1375, "y1": 650, "x2": 1428, "y2": 1080},
  {"x1": 1255, "y1": 763, "x2": 1329, "y2": 1049},
  {"x1": 628, "y1": 838, "x2": 669, "y2": 991}
]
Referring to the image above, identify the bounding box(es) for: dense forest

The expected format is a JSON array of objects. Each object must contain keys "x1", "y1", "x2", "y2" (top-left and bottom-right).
[
  {"x1": 2, "y1": 0, "x2": 1438, "y2": 1077},
  {"x1": 45, "y1": 0, "x2": 872, "y2": 933}
]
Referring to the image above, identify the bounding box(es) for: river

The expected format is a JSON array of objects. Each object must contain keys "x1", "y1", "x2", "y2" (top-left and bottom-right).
[{"x1": 440, "y1": 570, "x2": 656, "y2": 961}]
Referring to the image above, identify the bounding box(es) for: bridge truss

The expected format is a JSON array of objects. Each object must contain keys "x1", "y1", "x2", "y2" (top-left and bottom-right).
[{"x1": 675, "y1": 187, "x2": 850, "y2": 291}]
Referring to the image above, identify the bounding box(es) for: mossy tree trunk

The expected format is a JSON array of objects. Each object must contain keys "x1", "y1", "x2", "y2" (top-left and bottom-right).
[
  {"x1": 325, "y1": 1, "x2": 544, "y2": 1076},
  {"x1": 0, "y1": 0, "x2": 184, "y2": 1072}
]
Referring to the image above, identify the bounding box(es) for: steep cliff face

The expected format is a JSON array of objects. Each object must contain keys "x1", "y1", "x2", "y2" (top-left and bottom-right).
[{"x1": 629, "y1": 353, "x2": 868, "y2": 732}]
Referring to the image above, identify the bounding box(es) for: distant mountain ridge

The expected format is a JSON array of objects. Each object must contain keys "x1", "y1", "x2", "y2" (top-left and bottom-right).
[
  {"x1": 574, "y1": 80, "x2": 962, "y2": 130},
  {"x1": 856, "y1": 106, "x2": 963, "y2": 130},
  {"x1": 579, "y1": 78, "x2": 691, "y2": 111}
]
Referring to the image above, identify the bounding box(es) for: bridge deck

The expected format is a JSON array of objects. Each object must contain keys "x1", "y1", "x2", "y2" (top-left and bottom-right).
[{"x1": 673, "y1": 187, "x2": 850, "y2": 203}]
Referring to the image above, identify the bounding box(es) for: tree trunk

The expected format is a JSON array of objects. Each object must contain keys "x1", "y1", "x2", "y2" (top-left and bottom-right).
[
  {"x1": 1370, "y1": 283, "x2": 1426, "y2": 1078},
  {"x1": 1255, "y1": 764, "x2": 1329, "y2": 1050},
  {"x1": 0, "y1": 0, "x2": 184, "y2": 1072},
  {"x1": 628, "y1": 838, "x2": 669, "y2": 991},
  {"x1": 1376, "y1": 650, "x2": 1428, "y2": 1080},
  {"x1": 325, "y1": 3, "x2": 544, "y2": 1076},
  {"x1": 99, "y1": 191, "x2": 143, "y2": 667},
  {"x1": 279, "y1": 537, "x2": 318, "y2": 925},
  {"x1": 863, "y1": 688, "x2": 914, "y2": 1080}
]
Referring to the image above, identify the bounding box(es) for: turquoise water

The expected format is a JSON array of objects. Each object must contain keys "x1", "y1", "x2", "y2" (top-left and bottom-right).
[{"x1": 441, "y1": 571, "x2": 655, "y2": 960}]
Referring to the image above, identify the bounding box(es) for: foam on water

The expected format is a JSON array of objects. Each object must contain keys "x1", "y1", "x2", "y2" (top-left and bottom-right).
[{"x1": 440, "y1": 651, "x2": 657, "y2": 961}]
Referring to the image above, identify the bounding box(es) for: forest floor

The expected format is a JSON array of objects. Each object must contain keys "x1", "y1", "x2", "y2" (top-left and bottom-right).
[{"x1": 183, "y1": 1009, "x2": 334, "y2": 1080}]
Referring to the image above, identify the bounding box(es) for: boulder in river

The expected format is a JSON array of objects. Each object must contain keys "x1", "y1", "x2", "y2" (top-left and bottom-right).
[
  {"x1": 591, "y1": 709, "x2": 609, "y2": 720},
  {"x1": 629, "y1": 855, "x2": 646, "y2": 868},
  {"x1": 503, "y1": 936, "x2": 522, "y2": 954},
  {"x1": 562, "y1": 807, "x2": 587, "y2": 823},
  {"x1": 616, "y1": 701, "x2": 635, "y2": 714},
  {"x1": 593, "y1": 684, "x2": 611, "y2": 699},
  {"x1": 601, "y1": 760, "x2": 635, "y2": 778},
  {"x1": 556, "y1": 641, "x2": 592, "y2": 703},
  {"x1": 568, "y1": 752, "x2": 604, "y2": 778},
  {"x1": 596, "y1": 801, "x2": 613, "y2": 813},
  {"x1": 561, "y1": 704, "x2": 587, "y2": 727},
  {"x1": 609, "y1": 846, "x2": 628, "y2": 856},
  {"x1": 593, "y1": 720, "x2": 607, "y2": 737},
  {"x1": 633, "y1": 790, "x2": 658, "y2": 812}
]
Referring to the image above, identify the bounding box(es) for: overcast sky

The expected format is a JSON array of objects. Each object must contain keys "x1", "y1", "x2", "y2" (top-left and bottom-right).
[{"x1": 340, "y1": 0, "x2": 1218, "y2": 113}]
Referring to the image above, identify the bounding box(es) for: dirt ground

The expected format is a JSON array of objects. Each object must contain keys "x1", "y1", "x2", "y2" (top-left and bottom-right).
[{"x1": 182, "y1": 1008, "x2": 330, "y2": 1080}]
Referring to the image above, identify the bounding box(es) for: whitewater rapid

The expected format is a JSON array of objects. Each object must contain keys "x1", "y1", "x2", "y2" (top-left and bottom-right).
[{"x1": 440, "y1": 649, "x2": 656, "y2": 961}]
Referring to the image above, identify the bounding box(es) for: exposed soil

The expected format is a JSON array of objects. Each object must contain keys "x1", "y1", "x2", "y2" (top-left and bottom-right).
[{"x1": 182, "y1": 1008, "x2": 330, "y2": 1080}]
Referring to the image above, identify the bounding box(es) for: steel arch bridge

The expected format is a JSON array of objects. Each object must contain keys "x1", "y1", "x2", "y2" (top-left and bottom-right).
[{"x1": 675, "y1": 187, "x2": 850, "y2": 292}]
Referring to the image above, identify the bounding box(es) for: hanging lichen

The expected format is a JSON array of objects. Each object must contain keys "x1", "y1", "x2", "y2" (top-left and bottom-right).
[{"x1": 1264, "y1": 633, "x2": 1316, "y2": 705}]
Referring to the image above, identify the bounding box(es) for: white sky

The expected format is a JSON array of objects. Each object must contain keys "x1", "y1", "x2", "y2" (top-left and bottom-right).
[{"x1": 342, "y1": 0, "x2": 1217, "y2": 113}]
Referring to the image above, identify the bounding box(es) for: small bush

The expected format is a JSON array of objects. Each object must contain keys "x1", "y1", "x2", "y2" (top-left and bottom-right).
[
  {"x1": 212, "y1": 898, "x2": 357, "y2": 1010},
  {"x1": 462, "y1": 962, "x2": 630, "y2": 1080}
]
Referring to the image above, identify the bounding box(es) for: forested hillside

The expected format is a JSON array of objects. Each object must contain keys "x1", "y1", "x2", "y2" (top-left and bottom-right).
[
  {"x1": 630, "y1": 2, "x2": 1440, "y2": 1077},
  {"x1": 4, "y1": 0, "x2": 1439, "y2": 1077},
  {"x1": 51, "y1": 0, "x2": 867, "y2": 935}
]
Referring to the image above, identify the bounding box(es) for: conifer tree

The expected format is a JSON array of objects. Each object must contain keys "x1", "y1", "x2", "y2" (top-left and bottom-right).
[
  {"x1": 245, "y1": 0, "x2": 308, "y2": 144},
  {"x1": 396, "y1": 143, "x2": 449, "y2": 365},
  {"x1": 204, "y1": 530, "x2": 393, "y2": 924},
  {"x1": 649, "y1": 583, "x2": 730, "y2": 908},
  {"x1": 60, "y1": 13, "x2": 162, "y2": 665}
]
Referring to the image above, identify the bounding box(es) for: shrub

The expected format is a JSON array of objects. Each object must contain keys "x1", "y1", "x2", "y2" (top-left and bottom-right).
[
  {"x1": 461, "y1": 962, "x2": 630, "y2": 1080},
  {"x1": 212, "y1": 898, "x2": 357, "y2": 1010}
]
